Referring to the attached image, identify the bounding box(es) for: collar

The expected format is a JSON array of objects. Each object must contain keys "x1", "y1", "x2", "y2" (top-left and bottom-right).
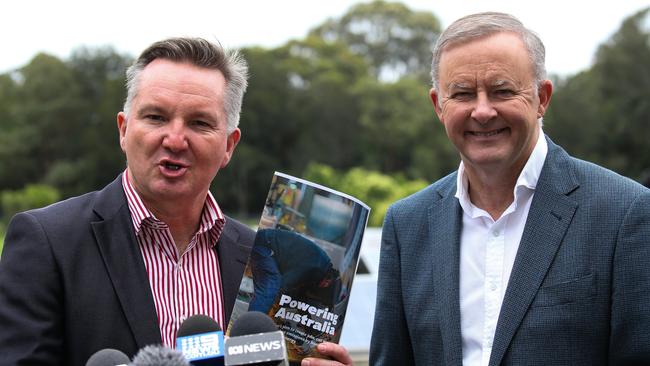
[
  {"x1": 455, "y1": 128, "x2": 548, "y2": 218},
  {"x1": 121, "y1": 170, "x2": 225, "y2": 245}
]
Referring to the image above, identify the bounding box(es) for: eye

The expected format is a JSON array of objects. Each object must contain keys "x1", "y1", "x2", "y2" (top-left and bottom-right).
[
  {"x1": 191, "y1": 120, "x2": 214, "y2": 129},
  {"x1": 145, "y1": 114, "x2": 165, "y2": 122},
  {"x1": 450, "y1": 91, "x2": 474, "y2": 100},
  {"x1": 493, "y1": 89, "x2": 515, "y2": 98}
]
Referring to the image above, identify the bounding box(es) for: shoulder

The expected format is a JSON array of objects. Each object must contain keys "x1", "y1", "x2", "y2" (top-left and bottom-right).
[
  {"x1": 13, "y1": 190, "x2": 101, "y2": 230},
  {"x1": 546, "y1": 139, "x2": 648, "y2": 200},
  {"x1": 387, "y1": 171, "x2": 457, "y2": 220},
  {"x1": 543, "y1": 139, "x2": 649, "y2": 218},
  {"x1": 13, "y1": 176, "x2": 125, "y2": 228},
  {"x1": 571, "y1": 157, "x2": 645, "y2": 195},
  {"x1": 223, "y1": 215, "x2": 256, "y2": 248},
  {"x1": 5, "y1": 177, "x2": 127, "y2": 252}
]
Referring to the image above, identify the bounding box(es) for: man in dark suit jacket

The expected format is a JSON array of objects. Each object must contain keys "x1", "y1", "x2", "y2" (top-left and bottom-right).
[
  {"x1": 0, "y1": 175, "x2": 255, "y2": 365},
  {"x1": 0, "y1": 37, "x2": 253, "y2": 366},
  {"x1": 0, "y1": 37, "x2": 352, "y2": 366},
  {"x1": 370, "y1": 12, "x2": 650, "y2": 365}
]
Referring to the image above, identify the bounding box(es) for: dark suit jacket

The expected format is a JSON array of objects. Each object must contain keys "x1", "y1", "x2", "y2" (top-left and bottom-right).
[
  {"x1": 370, "y1": 137, "x2": 650, "y2": 365},
  {"x1": 0, "y1": 175, "x2": 255, "y2": 366}
]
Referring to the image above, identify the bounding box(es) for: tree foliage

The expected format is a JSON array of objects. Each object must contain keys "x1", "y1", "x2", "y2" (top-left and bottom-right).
[
  {"x1": 1, "y1": 2, "x2": 649, "y2": 227},
  {"x1": 310, "y1": 0, "x2": 440, "y2": 82},
  {"x1": 545, "y1": 7, "x2": 650, "y2": 181},
  {"x1": 304, "y1": 163, "x2": 428, "y2": 226}
]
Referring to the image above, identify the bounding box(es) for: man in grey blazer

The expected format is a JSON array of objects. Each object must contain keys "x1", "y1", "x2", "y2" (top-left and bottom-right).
[{"x1": 370, "y1": 12, "x2": 650, "y2": 366}]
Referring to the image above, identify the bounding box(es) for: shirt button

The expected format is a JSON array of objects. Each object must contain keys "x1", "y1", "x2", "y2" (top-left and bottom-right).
[
  {"x1": 491, "y1": 283, "x2": 497, "y2": 291},
  {"x1": 492, "y1": 230, "x2": 500, "y2": 237}
]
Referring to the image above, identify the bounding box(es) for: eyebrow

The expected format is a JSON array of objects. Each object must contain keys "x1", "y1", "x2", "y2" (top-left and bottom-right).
[
  {"x1": 491, "y1": 79, "x2": 513, "y2": 87},
  {"x1": 447, "y1": 82, "x2": 474, "y2": 90},
  {"x1": 136, "y1": 104, "x2": 166, "y2": 116}
]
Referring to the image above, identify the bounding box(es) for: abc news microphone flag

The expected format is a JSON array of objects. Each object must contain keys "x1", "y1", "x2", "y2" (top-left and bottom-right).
[{"x1": 227, "y1": 172, "x2": 370, "y2": 364}]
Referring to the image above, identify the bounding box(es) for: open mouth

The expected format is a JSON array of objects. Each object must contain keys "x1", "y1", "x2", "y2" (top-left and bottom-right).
[{"x1": 164, "y1": 162, "x2": 182, "y2": 171}]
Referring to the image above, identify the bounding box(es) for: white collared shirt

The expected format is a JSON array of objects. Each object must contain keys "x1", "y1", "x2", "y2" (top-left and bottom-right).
[
  {"x1": 456, "y1": 130, "x2": 547, "y2": 366},
  {"x1": 121, "y1": 170, "x2": 227, "y2": 348}
]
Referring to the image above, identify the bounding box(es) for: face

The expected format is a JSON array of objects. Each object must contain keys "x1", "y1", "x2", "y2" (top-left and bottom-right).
[
  {"x1": 430, "y1": 32, "x2": 552, "y2": 176},
  {"x1": 117, "y1": 59, "x2": 240, "y2": 209}
]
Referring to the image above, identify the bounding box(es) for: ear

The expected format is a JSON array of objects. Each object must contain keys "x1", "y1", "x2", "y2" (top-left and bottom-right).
[
  {"x1": 220, "y1": 128, "x2": 241, "y2": 168},
  {"x1": 429, "y1": 88, "x2": 444, "y2": 123},
  {"x1": 536, "y1": 79, "x2": 553, "y2": 118},
  {"x1": 117, "y1": 112, "x2": 128, "y2": 152}
]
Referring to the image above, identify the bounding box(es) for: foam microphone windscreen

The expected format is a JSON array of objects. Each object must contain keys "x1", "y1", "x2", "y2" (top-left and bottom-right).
[
  {"x1": 225, "y1": 312, "x2": 288, "y2": 366},
  {"x1": 85, "y1": 348, "x2": 130, "y2": 366},
  {"x1": 178, "y1": 314, "x2": 222, "y2": 337},
  {"x1": 229, "y1": 311, "x2": 278, "y2": 336},
  {"x1": 176, "y1": 314, "x2": 226, "y2": 365}
]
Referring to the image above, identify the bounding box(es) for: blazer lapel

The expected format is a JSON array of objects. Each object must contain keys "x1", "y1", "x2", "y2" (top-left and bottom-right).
[
  {"x1": 489, "y1": 139, "x2": 579, "y2": 366},
  {"x1": 429, "y1": 179, "x2": 464, "y2": 366},
  {"x1": 217, "y1": 218, "x2": 253, "y2": 325},
  {"x1": 91, "y1": 177, "x2": 162, "y2": 347}
]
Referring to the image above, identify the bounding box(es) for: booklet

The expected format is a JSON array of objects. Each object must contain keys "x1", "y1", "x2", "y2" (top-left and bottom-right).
[{"x1": 227, "y1": 172, "x2": 370, "y2": 363}]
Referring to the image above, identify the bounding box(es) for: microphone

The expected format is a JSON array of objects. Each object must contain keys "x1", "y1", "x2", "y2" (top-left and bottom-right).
[
  {"x1": 225, "y1": 311, "x2": 289, "y2": 366},
  {"x1": 130, "y1": 344, "x2": 190, "y2": 366},
  {"x1": 176, "y1": 314, "x2": 226, "y2": 365},
  {"x1": 85, "y1": 348, "x2": 130, "y2": 366}
]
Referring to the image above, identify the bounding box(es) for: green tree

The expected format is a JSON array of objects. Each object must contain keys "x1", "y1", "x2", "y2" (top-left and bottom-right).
[
  {"x1": 1, "y1": 184, "x2": 60, "y2": 223},
  {"x1": 214, "y1": 40, "x2": 372, "y2": 216},
  {"x1": 355, "y1": 77, "x2": 457, "y2": 179},
  {"x1": 592, "y1": 7, "x2": 650, "y2": 179},
  {"x1": 0, "y1": 53, "x2": 81, "y2": 190},
  {"x1": 0, "y1": 48, "x2": 129, "y2": 199},
  {"x1": 546, "y1": 7, "x2": 650, "y2": 181},
  {"x1": 310, "y1": 0, "x2": 441, "y2": 82},
  {"x1": 304, "y1": 163, "x2": 428, "y2": 226}
]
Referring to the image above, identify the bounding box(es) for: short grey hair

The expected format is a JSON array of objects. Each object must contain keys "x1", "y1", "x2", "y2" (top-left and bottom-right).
[
  {"x1": 431, "y1": 12, "x2": 546, "y2": 93},
  {"x1": 123, "y1": 37, "x2": 248, "y2": 133}
]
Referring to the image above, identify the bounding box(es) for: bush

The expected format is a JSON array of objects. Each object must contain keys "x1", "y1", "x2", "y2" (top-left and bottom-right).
[
  {"x1": 304, "y1": 163, "x2": 428, "y2": 226},
  {"x1": 1, "y1": 184, "x2": 60, "y2": 223}
]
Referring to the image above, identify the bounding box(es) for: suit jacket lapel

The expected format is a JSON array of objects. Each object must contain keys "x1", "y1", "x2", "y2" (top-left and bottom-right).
[
  {"x1": 489, "y1": 139, "x2": 579, "y2": 366},
  {"x1": 429, "y1": 178, "x2": 465, "y2": 366},
  {"x1": 217, "y1": 218, "x2": 252, "y2": 325},
  {"x1": 91, "y1": 176, "x2": 162, "y2": 347}
]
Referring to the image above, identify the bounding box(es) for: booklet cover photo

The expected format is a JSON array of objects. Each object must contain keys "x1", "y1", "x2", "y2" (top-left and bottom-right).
[{"x1": 227, "y1": 172, "x2": 370, "y2": 364}]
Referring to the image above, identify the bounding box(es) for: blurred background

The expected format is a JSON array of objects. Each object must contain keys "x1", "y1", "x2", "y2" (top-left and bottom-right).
[{"x1": 1, "y1": 1, "x2": 649, "y2": 363}]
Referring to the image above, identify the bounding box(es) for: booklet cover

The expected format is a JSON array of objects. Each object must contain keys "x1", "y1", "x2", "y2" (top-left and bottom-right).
[{"x1": 227, "y1": 172, "x2": 370, "y2": 363}]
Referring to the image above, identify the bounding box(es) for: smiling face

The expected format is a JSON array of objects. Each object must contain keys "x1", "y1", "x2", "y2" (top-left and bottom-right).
[
  {"x1": 430, "y1": 32, "x2": 552, "y2": 178},
  {"x1": 117, "y1": 59, "x2": 240, "y2": 211}
]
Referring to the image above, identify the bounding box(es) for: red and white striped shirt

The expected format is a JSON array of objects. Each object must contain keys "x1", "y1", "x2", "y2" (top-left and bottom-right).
[{"x1": 122, "y1": 171, "x2": 226, "y2": 347}]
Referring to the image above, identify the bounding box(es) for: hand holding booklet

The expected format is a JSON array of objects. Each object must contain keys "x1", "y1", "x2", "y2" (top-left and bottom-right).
[{"x1": 227, "y1": 172, "x2": 370, "y2": 364}]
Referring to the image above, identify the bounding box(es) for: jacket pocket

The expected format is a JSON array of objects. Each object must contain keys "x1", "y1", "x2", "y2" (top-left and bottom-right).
[{"x1": 531, "y1": 273, "x2": 595, "y2": 307}]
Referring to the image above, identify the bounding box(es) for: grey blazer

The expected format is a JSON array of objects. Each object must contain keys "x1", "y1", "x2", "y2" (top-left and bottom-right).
[
  {"x1": 0, "y1": 175, "x2": 255, "y2": 366},
  {"x1": 370, "y1": 137, "x2": 650, "y2": 365}
]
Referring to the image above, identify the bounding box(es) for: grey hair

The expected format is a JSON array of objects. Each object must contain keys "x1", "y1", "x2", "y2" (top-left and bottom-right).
[
  {"x1": 431, "y1": 12, "x2": 546, "y2": 93},
  {"x1": 123, "y1": 37, "x2": 248, "y2": 133}
]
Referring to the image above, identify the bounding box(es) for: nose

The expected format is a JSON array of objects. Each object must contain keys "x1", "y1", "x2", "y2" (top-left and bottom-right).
[
  {"x1": 470, "y1": 92, "x2": 497, "y2": 124},
  {"x1": 162, "y1": 119, "x2": 189, "y2": 152}
]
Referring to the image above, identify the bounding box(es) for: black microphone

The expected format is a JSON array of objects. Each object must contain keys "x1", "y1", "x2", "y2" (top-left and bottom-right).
[
  {"x1": 85, "y1": 348, "x2": 130, "y2": 366},
  {"x1": 130, "y1": 344, "x2": 190, "y2": 366},
  {"x1": 225, "y1": 311, "x2": 289, "y2": 366},
  {"x1": 176, "y1": 314, "x2": 226, "y2": 365}
]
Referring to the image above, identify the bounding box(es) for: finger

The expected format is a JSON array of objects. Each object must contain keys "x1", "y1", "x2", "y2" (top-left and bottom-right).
[{"x1": 301, "y1": 342, "x2": 353, "y2": 366}]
